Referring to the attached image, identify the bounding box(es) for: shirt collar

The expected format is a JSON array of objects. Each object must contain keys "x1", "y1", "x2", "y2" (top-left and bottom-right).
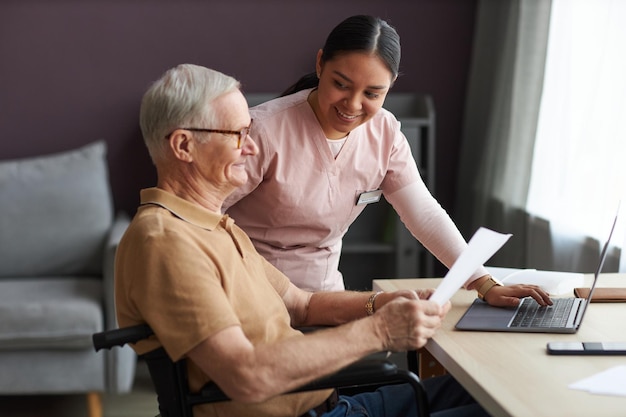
[{"x1": 139, "y1": 187, "x2": 225, "y2": 231}]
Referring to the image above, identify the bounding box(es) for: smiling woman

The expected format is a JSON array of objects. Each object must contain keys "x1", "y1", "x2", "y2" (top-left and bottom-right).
[
  {"x1": 307, "y1": 52, "x2": 392, "y2": 139},
  {"x1": 221, "y1": 14, "x2": 548, "y2": 308}
]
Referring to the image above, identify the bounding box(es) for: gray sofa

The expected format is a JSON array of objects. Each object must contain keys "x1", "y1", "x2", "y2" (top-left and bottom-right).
[{"x1": 0, "y1": 141, "x2": 136, "y2": 417}]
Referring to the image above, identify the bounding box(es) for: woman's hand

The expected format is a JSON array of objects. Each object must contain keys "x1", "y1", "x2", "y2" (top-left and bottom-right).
[{"x1": 484, "y1": 284, "x2": 552, "y2": 307}]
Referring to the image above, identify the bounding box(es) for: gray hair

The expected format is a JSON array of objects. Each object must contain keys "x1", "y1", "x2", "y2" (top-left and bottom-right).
[{"x1": 139, "y1": 63, "x2": 241, "y2": 161}]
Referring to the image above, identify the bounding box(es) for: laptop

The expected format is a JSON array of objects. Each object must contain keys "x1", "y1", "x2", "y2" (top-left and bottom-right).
[{"x1": 455, "y1": 210, "x2": 619, "y2": 333}]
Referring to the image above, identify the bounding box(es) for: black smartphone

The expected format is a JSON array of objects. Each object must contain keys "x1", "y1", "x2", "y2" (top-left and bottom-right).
[{"x1": 547, "y1": 342, "x2": 626, "y2": 355}]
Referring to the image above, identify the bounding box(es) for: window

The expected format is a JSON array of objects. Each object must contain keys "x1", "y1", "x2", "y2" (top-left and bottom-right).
[{"x1": 527, "y1": 0, "x2": 626, "y2": 242}]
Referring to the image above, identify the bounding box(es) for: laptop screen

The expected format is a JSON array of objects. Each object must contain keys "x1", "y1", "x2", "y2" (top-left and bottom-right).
[{"x1": 576, "y1": 207, "x2": 620, "y2": 325}]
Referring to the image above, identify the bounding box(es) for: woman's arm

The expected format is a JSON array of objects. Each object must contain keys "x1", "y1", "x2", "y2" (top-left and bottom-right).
[
  {"x1": 385, "y1": 182, "x2": 551, "y2": 306},
  {"x1": 385, "y1": 181, "x2": 489, "y2": 285}
]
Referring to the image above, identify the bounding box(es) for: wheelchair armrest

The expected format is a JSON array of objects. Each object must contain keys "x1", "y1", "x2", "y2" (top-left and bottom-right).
[
  {"x1": 295, "y1": 359, "x2": 402, "y2": 392},
  {"x1": 93, "y1": 324, "x2": 153, "y2": 351},
  {"x1": 193, "y1": 359, "x2": 420, "y2": 401}
]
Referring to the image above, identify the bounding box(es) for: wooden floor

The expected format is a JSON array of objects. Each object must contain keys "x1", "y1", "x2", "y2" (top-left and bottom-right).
[{"x1": 0, "y1": 360, "x2": 158, "y2": 417}]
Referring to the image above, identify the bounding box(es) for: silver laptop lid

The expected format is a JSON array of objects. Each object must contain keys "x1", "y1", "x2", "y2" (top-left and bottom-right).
[{"x1": 575, "y1": 205, "x2": 620, "y2": 326}]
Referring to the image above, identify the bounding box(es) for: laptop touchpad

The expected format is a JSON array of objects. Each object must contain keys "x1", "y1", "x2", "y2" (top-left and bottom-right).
[{"x1": 456, "y1": 300, "x2": 517, "y2": 330}]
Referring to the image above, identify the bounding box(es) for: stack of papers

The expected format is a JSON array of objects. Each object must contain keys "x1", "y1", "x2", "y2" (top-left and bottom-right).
[{"x1": 569, "y1": 366, "x2": 626, "y2": 396}]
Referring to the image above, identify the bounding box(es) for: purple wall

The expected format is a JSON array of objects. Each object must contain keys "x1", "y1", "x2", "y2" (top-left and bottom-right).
[{"x1": 0, "y1": 0, "x2": 477, "y2": 215}]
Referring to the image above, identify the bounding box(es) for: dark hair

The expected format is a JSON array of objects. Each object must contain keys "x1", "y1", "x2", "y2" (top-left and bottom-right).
[{"x1": 281, "y1": 15, "x2": 401, "y2": 97}]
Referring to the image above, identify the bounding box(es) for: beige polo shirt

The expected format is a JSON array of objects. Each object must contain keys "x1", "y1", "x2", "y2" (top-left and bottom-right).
[{"x1": 115, "y1": 188, "x2": 330, "y2": 417}]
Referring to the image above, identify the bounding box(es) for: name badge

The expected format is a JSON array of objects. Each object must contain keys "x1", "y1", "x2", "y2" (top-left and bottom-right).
[{"x1": 356, "y1": 189, "x2": 383, "y2": 205}]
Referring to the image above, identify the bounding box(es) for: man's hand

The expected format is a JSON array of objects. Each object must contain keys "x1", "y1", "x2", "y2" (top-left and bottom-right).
[
  {"x1": 373, "y1": 288, "x2": 436, "y2": 310},
  {"x1": 373, "y1": 298, "x2": 449, "y2": 351}
]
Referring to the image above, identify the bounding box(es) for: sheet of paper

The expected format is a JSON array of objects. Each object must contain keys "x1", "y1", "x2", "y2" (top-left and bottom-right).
[
  {"x1": 569, "y1": 365, "x2": 626, "y2": 396},
  {"x1": 430, "y1": 227, "x2": 512, "y2": 305}
]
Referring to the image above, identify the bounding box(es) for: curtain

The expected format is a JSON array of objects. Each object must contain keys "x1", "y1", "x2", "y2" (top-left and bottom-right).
[
  {"x1": 455, "y1": 0, "x2": 553, "y2": 268},
  {"x1": 527, "y1": 0, "x2": 625, "y2": 272},
  {"x1": 456, "y1": 0, "x2": 623, "y2": 273}
]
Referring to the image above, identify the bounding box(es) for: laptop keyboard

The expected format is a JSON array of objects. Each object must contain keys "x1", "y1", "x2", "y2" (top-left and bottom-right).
[{"x1": 510, "y1": 297, "x2": 575, "y2": 328}]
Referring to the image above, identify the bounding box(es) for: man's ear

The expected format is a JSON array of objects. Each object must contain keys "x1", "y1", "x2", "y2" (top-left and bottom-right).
[{"x1": 168, "y1": 129, "x2": 195, "y2": 163}]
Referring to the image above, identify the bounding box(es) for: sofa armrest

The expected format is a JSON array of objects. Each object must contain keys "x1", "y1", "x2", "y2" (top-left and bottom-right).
[
  {"x1": 102, "y1": 211, "x2": 131, "y2": 330},
  {"x1": 101, "y1": 211, "x2": 136, "y2": 393}
]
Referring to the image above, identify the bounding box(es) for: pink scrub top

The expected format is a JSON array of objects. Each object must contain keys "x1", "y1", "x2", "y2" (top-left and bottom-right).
[{"x1": 224, "y1": 89, "x2": 479, "y2": 291}]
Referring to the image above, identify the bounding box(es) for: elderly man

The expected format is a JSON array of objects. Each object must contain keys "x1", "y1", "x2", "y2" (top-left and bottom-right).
[{"x1": 115, "y1": 64, "x2": 487, "y2": 417}]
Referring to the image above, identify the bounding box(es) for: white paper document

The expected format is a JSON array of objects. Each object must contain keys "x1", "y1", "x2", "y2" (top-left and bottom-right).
[
  {"x1": 430, "y1": 227, "x2": 512, "y2": 306},
  {"x1": 569, "y1": 365, "x2": 626, "y2": 397}
]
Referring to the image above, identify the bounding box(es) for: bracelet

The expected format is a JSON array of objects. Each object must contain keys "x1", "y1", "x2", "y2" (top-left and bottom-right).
[
  {"x1": 365, "y1": 291, "x2": 383, "y2": 316},
  {"x1": 476, "y1": 276, "x2": 503, "y2": 301}
]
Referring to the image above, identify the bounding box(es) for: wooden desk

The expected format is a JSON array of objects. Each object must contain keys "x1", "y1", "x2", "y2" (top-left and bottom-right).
[{"x1": 374, "y1": 273, "x2": 626, "y2": 417}]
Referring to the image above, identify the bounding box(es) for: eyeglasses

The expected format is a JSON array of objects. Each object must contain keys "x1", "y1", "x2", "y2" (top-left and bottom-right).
[{"x1": 166, "y1": 119, "x2": 253, "y2": 149}]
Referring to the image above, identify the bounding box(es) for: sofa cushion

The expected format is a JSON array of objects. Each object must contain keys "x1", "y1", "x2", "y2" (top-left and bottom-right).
[
  {"x1": 0, "y1": 278, "x2": 103, "y2": 349},
  {"x1": 0, "y1": 141, "x2": 113, "y2": 277}
]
